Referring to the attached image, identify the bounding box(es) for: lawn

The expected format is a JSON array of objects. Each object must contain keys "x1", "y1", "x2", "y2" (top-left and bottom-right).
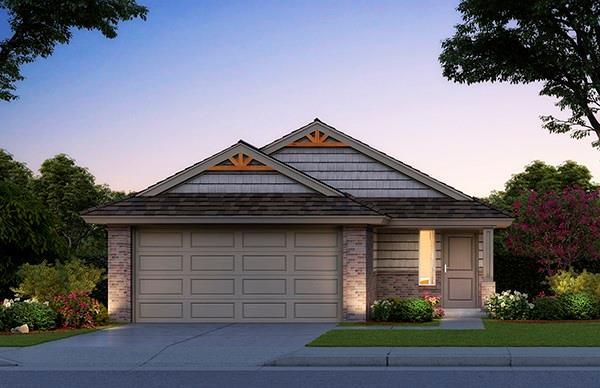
[
  {"x1": 338, "y1": 320, "x2": 441, "y2": 327},
  {"x1": 309, "y1": 320, "x2": 600, "y2": 347},
  {"x1": 0, "y1": 328, "x2": 98, "y2": 347}
]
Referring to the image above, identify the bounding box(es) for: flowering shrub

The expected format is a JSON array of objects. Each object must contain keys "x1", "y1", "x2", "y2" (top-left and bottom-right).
[
  {"x1": 52, "y1": 292, "x2": 105, "y2": 328},
  {"x1": 1, "y1": 298, "x2": 56, "y2": 330},
  {"x1": 423, "y1": 293, "x2": 445, "y2": 319},
  {"x1": 507, "y1": 188, "x2": 600, "y2": 275},
  {"x1": 485, "y1": 290, "x2": 534, "y2": 320},
  {"x1": 371, "y1": 299, "x2": 394, "y2": 322}
]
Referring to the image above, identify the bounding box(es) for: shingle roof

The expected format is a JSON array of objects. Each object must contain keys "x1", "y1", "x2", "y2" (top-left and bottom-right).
[
  {"x1": 357, "y1": 198, "x2": 512, "y2": 219},
  {"x1": 82, "y1": 194, "x2": 511, "y2": 219},
  {"x1": 82, "y1": 194, "x2": 382, "y2": 217}
]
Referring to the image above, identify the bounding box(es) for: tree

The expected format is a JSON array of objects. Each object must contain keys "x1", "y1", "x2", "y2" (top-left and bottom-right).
[
  {"x1": 440, "y1": 0, "x2": 600, "y2": 148},
  {"x1": 0, "y1": 0, "x2": 148, "y2": 101},
  {"x1": 33, "y1": 154, "x2": 122, "y2": 258},
  {"x1": 507, "y1": 187, "x2": 600, "y2": 274},
  {"x1": 487, "y1": 160, "x2": 596, "y2": 210},
  {"x1": 0, "y1": 150, "x2": 60, "y2": 297}
]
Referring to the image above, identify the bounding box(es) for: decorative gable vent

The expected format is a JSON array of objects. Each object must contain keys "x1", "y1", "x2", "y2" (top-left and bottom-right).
[
  {"x1": 207, "y1": 152, "x2": 274, "y2": 171},
  {"x1": 287, "y1": 129, "x2": 348, "y2": 148}
]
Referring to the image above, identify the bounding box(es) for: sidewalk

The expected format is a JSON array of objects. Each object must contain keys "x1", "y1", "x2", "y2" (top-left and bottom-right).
[{"x1": 267, "y1": 347, "x2": 600, "y2": 367}]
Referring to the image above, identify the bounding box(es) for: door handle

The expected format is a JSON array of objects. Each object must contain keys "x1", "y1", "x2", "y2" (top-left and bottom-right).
[{"x1": 444, "y1": 264, "x2": 448, "y2": 273}]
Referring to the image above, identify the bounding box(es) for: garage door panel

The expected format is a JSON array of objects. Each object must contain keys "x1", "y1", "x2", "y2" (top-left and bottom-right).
[
  {"x1": 139, "y1": 232, "x2": 183, "y2": 248},
  {"x1": 139, "y1": 255, "x2": 183, "y2": 271},
  {"x1": 191, "y1": 303, "x2": 235, "y2": 319},
  {"x1": 135, "y1": 227, "x2": 340, "y2": 322},
  {"x1": 191, "y1": 232, "x2": 235, "y2": 247},
  {"x1": 242, "y1": 255, "x2": 286, "y2": 271},
  {"x1": 294, "y1": 279, "x2": 337, "y2": 295},
  {"x1": 139, "y1": 303, "x2": 183, "y2": 318},
  {"x1": 295, "y1": 232, "x2": 338, "y2": 248},
  {"x1": 294, "y1": 255, "x2": 337, "y2": 271},
  {"x1": 242, "y1": 232, "x2": 287, "y2": 247},
  {"x1": 191, "y1": 279, "x2": 235, "y2": 295},
  {"x1": 242, "y1": 279, "x2": 286, "y2": 295},
  {"x1": 294, "y1": 303, "x2": 338, "y2": 318},
  {"x1": 243, "y1": 303, "x2": 286, "y2": 318},
  {"x1": 191, "y1": 255, "x2": 235, "y2": 271},
  {"x1": 139, "y1": 279, "x2": 183, "y2": 295}
]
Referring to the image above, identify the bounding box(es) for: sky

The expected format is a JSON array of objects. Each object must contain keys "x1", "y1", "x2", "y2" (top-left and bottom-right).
[{"x1": 1, "y1": 0, "x2": 599, "y2": 197}]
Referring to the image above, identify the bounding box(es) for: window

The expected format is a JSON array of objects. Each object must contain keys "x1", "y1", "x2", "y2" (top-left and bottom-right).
[{"x1": 418, "y1": 230, "x2": 436, "y2": 286}]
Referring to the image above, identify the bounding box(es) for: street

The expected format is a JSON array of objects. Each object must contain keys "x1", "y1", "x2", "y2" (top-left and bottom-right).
[{"x1": 1, "y1": 367, "x2": 598, "y2": 388}]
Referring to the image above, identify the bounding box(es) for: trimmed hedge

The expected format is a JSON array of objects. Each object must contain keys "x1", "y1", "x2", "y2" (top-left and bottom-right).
[{"x1": 371, "y1": 297, "x2": 434, "y2": 323}]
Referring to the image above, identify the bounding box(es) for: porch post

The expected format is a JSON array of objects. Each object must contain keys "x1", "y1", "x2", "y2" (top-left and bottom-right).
[
  {"x1": 480, "y1": 228, "x2": 496, "y2": 306},
  {"x1": 482, "y1": 228, "x2": 494, "y2": 281}
]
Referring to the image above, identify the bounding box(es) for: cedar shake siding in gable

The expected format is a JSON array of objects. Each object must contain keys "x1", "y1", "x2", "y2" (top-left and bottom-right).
[
  {"x1": 169, "y1": 171, "x2": 317, "y2": 194},
  {"x1": 271, "y1": 147, "x2": 446, "y2": 198}
]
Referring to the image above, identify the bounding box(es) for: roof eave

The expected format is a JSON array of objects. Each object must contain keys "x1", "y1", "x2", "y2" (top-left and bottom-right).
[
  {"x1": 82, "y1": 215, "x2": 390, "y2": 225},
  {"x1": 385, "y1": 217, "x2": 514, "y2": 228}
]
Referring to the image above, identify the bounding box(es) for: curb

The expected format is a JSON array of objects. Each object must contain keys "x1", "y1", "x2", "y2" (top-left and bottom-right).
[{"x1": 267, "y1": 348, "x2": 600, "y2": 367}]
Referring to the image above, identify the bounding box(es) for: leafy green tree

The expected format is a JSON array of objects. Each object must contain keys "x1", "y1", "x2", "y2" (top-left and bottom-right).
[
  {"x1": 0, "y1": 150, "x2": 60, "y2": 297},
  {"x1": 440, "y1": 0, "x2": 600, "y2": 147},
  {"x1": 0, "y1": 0, "x2": 148, "y2": 101},
  {"x1": 33, "y1": 154, "x2": 122, "y2": 258},
  {"x1": 488, "y1": 160, "x2": 596, "y2": 210}
]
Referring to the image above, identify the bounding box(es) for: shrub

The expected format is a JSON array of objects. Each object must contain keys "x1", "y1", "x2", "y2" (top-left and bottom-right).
[
  {"x1": 371, "y1": 299, "x2": 394, "y2": 322},
  {"x1": 3, "y1": 299, "x2": 57, "y2": 330},
  {"x1": 423, "y1": 293, "x2": 444, "y2": 319},
  {"x1": 560, "y1": 293, "x2": 599, "y2": 320},
  {"x1": 485, "y1": 290, "x2": 534, "y2": 320},
  {"x1": 13, "y1": 259, "x2": 105, "y2": 302},
  {"x1": 53, "y1": 292, "x2": 105, "y2": 328},
  {"x1": 548, "y1": 269, "x2": 600, "y2": 299},
  {"x1": 393, "y1": 298, "x2": 434, "y2": 323},
  {"x1": 530, "y1": 296, "x2": 567, "y2": 320},
  {"x1": 0, "y1": 306, "x2": 6, "y2": 331}
]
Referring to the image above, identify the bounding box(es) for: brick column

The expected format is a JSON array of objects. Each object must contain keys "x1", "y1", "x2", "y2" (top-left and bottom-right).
[
  {"x1": 107, "y1": 225, "x2": 132, "y2": 322},
  {"x1": 342, "y1": 226, "x2": 371, "y2": 321}
]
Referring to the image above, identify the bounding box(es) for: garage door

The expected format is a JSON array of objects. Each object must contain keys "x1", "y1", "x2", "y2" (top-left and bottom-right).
[{"x1": 134, "y1": 227, "x2": 341, "y2": 322}]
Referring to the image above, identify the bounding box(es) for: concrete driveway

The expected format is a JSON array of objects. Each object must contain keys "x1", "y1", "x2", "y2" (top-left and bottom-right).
[{"x1": 0, "y1": 323, "x2": 333, "y2": 370}]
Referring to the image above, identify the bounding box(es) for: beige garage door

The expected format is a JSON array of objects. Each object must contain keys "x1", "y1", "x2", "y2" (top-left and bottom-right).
[{"x1": 134, "y1": 227, "x2": 341, "y2": 322}]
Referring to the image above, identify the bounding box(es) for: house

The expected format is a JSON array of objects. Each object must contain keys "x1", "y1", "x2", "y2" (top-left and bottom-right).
[{"x1": 83, "y1": 119, "x2": 512, "y2": 323}]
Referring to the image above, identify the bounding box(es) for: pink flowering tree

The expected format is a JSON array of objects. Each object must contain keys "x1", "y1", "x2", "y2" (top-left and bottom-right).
[{"x1": 507, "y1": 188, "x2": 600, "y2": 274}]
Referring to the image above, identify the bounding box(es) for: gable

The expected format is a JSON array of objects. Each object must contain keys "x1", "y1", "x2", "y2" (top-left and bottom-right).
[
  {"x1": 263, "y1": 120, "x2": 471, "y2": 200},
  {"x1": 169, "y1": 171, "x2": 316, "y2": 194},
  {"x1": 138, "y1": 142, "x2": 342, "y2": 197},
  {"x1": 271, "y1": 147, "x2": 445, "y2": 197}
]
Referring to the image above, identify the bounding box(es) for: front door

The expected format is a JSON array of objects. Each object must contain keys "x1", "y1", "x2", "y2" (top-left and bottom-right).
[{"x1": 442, "y1": 233, "x2": 478, "y2": 308}]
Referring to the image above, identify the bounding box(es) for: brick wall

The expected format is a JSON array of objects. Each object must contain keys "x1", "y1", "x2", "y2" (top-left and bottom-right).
[
  {"x1": 342, "y1": 226, "x2": 372, "y2": 321},
  {"x1": 376, "y1": 271, "x2": 442, "y2": 300},
  {"x1": 107, "y1": 225, "x2": 132, "y2": 322}
]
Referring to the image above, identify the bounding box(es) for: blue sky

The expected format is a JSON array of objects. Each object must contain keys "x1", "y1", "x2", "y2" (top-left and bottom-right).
[{"x1": 1, "y1": 0, "x2": 598, "y2": 196}]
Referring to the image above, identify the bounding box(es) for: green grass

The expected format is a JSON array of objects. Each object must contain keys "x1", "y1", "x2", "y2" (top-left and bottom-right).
[
  {"x1": 338, "y1": 320, "x2": 441, "y2": 327},
  {"x1": 309, "y1": 320, "x2": 600, "y2": 347},
  {"x1": 0, "y1": 328, "x2": 98, "y2": 347}
]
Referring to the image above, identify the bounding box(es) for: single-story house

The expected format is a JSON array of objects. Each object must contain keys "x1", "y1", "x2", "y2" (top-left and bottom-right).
[{"x1": 83, "y1": 119, "x2": 512, "y2": 323}]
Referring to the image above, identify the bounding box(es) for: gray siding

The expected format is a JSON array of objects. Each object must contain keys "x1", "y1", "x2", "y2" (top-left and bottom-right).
[
  {"x1": 272, "y1": 147, "x2": 445, "y2": 197},
  {"x1": 373, "y1": 229, "x2": 483, "y2": 271},
  {"x1": 169, "y1": 171, "x2": 316, "y2": 194}
]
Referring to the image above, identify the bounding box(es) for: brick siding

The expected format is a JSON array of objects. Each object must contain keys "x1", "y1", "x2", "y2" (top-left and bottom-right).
[
  {"x1": 342, "y1": 226, "x2": 373, "y2": 321},
  {"x1": 107, "y1": 225, "x2": 132, "y2": 322}
]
